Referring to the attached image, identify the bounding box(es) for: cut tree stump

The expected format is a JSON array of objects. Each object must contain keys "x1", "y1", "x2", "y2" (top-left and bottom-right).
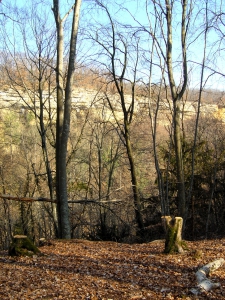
[
  {"x1": 191, "y1": 258, "x2": 225, "y2": 294},
  {"x1": 39, "y1": 238, "x2": 53, "y2": 247},
  {"x1": 8, "y1": 235, "x2": 41, "y2": 257},
  {"x1": 161, "y1": 216, "x2": 185, "y2": 254}
]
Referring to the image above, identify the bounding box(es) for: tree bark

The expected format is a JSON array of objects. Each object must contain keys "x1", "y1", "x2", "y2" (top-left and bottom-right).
[
  {"x1": 53, "y1": 0, "x2": 82, "y2": 239},
  {"x1": 165, "y1": 0, "x2": 188, "y2": 220},
  {"x1": 173, "y1": 100, "x2": 186, "y2": 218},
  {"x1": 162, "y1": 216, "x2": 184, "y2": 253},
  {"x1": 124, "y1": 123, "x2": 144, "y2": 231}
]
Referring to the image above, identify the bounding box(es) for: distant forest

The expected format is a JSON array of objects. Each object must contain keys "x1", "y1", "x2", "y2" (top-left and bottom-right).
[{"x1": 0, "y1": 0, "x2": 225, "y2": 248}]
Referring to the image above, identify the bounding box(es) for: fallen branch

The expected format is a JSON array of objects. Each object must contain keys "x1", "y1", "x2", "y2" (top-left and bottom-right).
[
  {"x1": 191, "y1": 258, "x2": 225, "y2": 295},
  {"x1": 0, "y1": 194, "x2": 56, "y2": 203},
  {"x1": 0, "y1": 194, "x2": 122, "y2": 204}
]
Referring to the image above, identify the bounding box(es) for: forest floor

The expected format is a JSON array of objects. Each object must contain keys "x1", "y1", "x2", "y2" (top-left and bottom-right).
[{"x1": 0, "y1": 238, "x2": 225, "y2": 299}]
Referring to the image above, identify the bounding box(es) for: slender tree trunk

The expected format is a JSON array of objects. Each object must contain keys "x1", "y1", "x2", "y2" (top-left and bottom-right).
[
  {"x1": 185, "y1": 0, "x2": 209, "y2": 229},
  {"x1": 95, "y1": 1, "x2": 144, "y2": 232},
  {"x1": 53, "y1": 0, "x2": 82, "y2": 239},
  {"x1": 54, "y1": 5, "x2": 70, "y2": 238},
  {"x1": 173, "y1": 99, "x2": 186, "y2": 218},
  {"x1": 38, "y1": 78, "x2": 58, "y2": 236},
  {"x1": 124, "y1": 122, "x2": 144, "y2": 231},
  {"x1": 165, "y1": 0, "x2": 188, "y2": 220}
]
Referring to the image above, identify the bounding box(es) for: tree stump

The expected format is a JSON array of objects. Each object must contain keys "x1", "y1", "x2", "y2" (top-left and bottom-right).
[
  {"x1": 8, "y1": 235, "x2": 41, "y2": 257},
  {"x1": 162, "y1": 216, "x2": 185, "y2": 254}
]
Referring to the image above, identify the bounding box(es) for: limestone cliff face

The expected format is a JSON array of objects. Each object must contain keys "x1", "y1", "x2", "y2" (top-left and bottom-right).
[{"x1": 0, "y1": 87, "x2": 223, "y2": 123}]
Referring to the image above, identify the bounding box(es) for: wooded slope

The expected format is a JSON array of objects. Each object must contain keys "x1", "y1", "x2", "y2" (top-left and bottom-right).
[{"x1": 0, "y1": 238, "x2": 225, "y2": 299}]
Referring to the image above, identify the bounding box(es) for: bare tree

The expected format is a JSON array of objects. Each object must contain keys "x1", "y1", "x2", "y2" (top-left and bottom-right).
[
  {"x1": 90, "y1": 1, "x2": 145, "y2": 232},
  {"x1": 163, "y1": 0, "x2": 189, "y2": 219},
  {"x1": 52, "y1": 0, "x2": 82, "y2": 239},
  {"x1": 1, "y1": 1, "x2": 58, "y2": 235}
]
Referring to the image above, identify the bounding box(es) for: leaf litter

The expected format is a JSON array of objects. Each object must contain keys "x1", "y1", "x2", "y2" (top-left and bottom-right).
[{"x1": 0, "y1": 238, "x2": 225, "y2": 299}]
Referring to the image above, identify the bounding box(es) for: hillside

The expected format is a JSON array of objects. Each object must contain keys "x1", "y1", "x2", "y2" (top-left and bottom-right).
[
  {"x1": 0, "y1": 238, "x2": 225, "y2": 299},
  {"x1": 0, "y1": 87, "x2": 225, "y2": 124}
]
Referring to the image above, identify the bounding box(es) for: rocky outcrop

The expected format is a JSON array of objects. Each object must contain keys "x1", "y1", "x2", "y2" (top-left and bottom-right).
[{"x1": 0, "y1": 87, "x2": 224, "y2": 123}]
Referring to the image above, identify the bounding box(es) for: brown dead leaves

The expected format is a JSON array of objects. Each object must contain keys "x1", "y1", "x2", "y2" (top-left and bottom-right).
[{"x1": 0, "y1": 238, "x2": 225, "y2": 299}]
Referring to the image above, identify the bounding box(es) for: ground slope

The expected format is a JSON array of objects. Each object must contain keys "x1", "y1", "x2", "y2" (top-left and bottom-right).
[{"x1": 0, "y1": 238, "x2": 225, "y2": 299}]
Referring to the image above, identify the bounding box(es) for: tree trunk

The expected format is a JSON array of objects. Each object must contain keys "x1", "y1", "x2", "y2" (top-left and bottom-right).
[
  {"x1": 165, "y1": 0, "x2": 188, "y2": 221},
  {"x1": 124, "y1": 124, "x2": 144, "y2": 231},
  {"x1": 162, "y1": 216, "x2": 185, "y2": 253},
  {"x1": 173, "y1": 100, "x2": 186, "y2": 218},
  {"x1": 53, "y1": 0, "x2": 82, "y2": 239},
  {"x1": 55, "y1": 7, "x2": 71, "y2": 239}
]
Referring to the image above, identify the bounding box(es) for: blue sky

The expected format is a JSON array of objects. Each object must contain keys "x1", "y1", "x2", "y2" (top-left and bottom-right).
[{"x1": 1, "y1": 0, "x2": 224, "y2": 91}]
